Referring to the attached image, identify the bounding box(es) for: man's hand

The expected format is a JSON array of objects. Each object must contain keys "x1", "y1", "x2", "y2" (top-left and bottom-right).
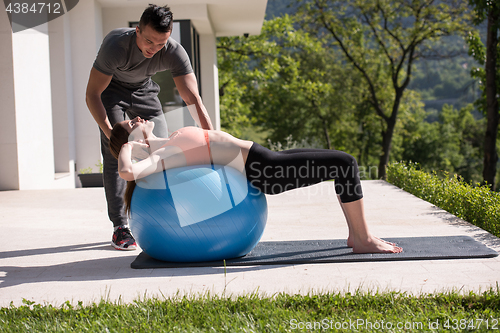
[{"x1": 173, "y1": 73, "x2": 214, "y2": 130}]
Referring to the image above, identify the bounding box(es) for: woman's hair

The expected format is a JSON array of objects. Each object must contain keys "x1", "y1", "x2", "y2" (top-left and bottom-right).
[
  {"x1": 109, "y1": 122, "x2": 136, "y2": 215},
  {"x1": 109, "y1": 123, "x2": 130, "y2": 159},
  {"x1": 123, "y1": 180, "x2": 136, "y2": 216},
  {"x1": 139, "y1": 4, "x2": 173, "y2": 33}
]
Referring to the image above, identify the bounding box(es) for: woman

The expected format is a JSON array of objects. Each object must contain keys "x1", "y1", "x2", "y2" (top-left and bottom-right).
[{"x1": 109, "y1": 116, "x2": 402, "y2": 254}]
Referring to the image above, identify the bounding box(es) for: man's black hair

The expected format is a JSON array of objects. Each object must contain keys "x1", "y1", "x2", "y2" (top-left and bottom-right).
[{"x1": 139, "y1": 4, "x2": 173, "y2": 33}]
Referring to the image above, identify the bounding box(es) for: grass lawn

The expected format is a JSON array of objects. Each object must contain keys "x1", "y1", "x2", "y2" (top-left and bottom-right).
[{"x1": 1, "y1": 288, "x2": 499, "y2": 332}]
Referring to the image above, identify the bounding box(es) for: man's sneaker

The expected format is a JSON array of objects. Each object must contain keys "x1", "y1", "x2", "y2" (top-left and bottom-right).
[{"x1": 111, "y1": 226, "x2": 137, "y2": 251}]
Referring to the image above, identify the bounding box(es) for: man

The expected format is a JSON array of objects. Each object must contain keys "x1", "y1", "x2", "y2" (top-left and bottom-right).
[{"x1": 86, "y1": 4, "x2": 213, "y2": 250}]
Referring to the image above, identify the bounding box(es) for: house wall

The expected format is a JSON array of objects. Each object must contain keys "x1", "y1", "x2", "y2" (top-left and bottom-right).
[
  {"x1": 199, "y1": 33, "x2": 220, "y2": 130},
  {"x1": 68, "y1": 0, "x2": 103, "y2": 180},
  {"x1": 0, "y1": 11, "x2": 58, "y2": 190},
  {"x1": 14, "y1": 26, "x2": 58, "y2": 190},
  {"x1": 0, "y1": 10, "x2": 19, "y2": 190},
  {"x1": 49, "y1": 14, "x2": 77, "y2": 188}
]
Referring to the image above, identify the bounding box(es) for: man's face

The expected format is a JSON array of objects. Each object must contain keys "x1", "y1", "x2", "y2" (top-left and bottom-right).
[{"x1": 135, "y1": 24, "x2": 171, "y2": 58}]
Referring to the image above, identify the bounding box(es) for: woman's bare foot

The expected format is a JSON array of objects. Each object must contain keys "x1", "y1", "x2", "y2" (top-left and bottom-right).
[
  {"x1": 350, "y1": 236, "x2": 403, "y2": 254},
  {"x1": 347, "y1": 236, "x2": 397, "y2": 248}
]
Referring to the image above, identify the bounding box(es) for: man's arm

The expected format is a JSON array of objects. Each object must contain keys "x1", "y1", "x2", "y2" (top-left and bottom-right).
[
  {"x1": 85, "y1": 68, "x2": 114, "y2": 138},
  {"x1": 173, "y1": 73, "x2": 214, "y2": 130}
]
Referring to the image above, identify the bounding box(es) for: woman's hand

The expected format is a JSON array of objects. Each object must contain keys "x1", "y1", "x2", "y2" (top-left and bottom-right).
[
  {"x1": 118, "y1": 141, "x2": 191, "y2": 181},
  {"x1": 123, "y1": 141, "x2": 151, "y2": 161},
  {"x1": 118, "y1": 141, "x2": 159, "y2": 181}
]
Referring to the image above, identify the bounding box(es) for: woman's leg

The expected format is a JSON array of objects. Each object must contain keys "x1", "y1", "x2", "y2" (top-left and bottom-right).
[
  {"x1": 245, "y1": 143, "x2": 401, "y2": 254},
  {"x1": 338, "y1": 197, "x2": 402, "y2": 253},
  {"x1": 337, "y1": 195, "x2": 354, "y2": 245},
  {"x1": 337, "y1": 196, "x2": 396, "y2": 249},
  {"x1": 244, "y1": 143, "x2": 363, "y2": 202}
]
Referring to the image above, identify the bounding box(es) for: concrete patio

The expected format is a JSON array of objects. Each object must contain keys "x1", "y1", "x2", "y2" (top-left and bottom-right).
[{"x1": 0, "y1": 180, "x2": 499, "y2": 307}]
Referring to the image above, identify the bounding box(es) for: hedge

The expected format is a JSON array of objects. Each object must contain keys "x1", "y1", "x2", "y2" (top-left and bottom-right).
[{"x1": 386, "y1": 161, "x2": 500, "y2": 238}]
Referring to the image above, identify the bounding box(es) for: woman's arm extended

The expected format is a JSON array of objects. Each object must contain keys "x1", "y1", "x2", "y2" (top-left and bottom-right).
[{"x1": 118, "y1": 142, "x2": 187, "y2": 181}]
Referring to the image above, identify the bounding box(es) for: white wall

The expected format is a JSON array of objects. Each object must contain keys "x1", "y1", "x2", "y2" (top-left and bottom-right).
[
  {"x1": 0, "y1": 9, "x2": 75, "y2": 190},
  {"x1": 199, "y1": 33, "x2": 220, "y2": 130},
  {"x1": 69, "y1": 0, "x2": 104, "y2": 178},
  {"x1": 12, "y1": 25, "x2": 56, "y2": 190},
  {"x1": 0, "y1": 10, "x2": 19, "y2": 190},
  {"x1": 102, "y1": 7, "x2": 144, "y2": 34},
  {"x1": 49, "y1": 14, "x2": 77, "y2": 188}
]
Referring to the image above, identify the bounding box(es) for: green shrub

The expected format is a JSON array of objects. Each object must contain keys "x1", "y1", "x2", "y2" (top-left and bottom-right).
[{"x1": 387, "y1": 161, "x2": 500, "y2": 238}]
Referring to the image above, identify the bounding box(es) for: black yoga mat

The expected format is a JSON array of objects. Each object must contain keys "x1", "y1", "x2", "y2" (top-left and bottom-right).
[{"x1": 130, "y1": 236, "x2": 498, "y2": 269}]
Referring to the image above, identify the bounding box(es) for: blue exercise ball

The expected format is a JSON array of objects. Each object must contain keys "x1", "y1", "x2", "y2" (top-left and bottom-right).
[{"x1": 129, "y1": 165, "x2": 268, "y2": 262}]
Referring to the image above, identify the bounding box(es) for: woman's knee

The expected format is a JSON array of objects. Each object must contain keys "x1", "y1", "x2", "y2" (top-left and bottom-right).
[{"x1": 334, "y1": 151, "x2": 359, "y2": 177}]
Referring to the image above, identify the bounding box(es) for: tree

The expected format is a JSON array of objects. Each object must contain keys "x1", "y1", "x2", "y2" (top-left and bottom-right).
[
  {"x1": 467, "y1": 0, "x2": 500, "y2": 190},
  {"x1": 396, "y1": 103, "x2": 484, "y2": 183},
  {"x1": 217, "y1": 35, "x2": 262, "y2": 137},
  {"x1": 297, "y1": 0, "x2": 470, "y2": 178},
  {"x1": 217, "y1": 16, "x2": 369, "y2": 153}
]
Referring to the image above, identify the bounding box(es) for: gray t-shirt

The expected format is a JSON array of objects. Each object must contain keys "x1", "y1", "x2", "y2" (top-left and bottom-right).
[{"x1": 93, "y1": 28, "x2": 193, "y2": 89}]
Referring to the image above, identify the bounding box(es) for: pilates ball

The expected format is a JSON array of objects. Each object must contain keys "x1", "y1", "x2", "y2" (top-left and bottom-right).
[{"x1": 129, "y1": 165, "x2": 267, "y2": 262}]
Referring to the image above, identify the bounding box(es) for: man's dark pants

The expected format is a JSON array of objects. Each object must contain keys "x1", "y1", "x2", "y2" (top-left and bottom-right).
[{"x1": 100, "y1": 79, "x2": 168, "y2": 227}]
